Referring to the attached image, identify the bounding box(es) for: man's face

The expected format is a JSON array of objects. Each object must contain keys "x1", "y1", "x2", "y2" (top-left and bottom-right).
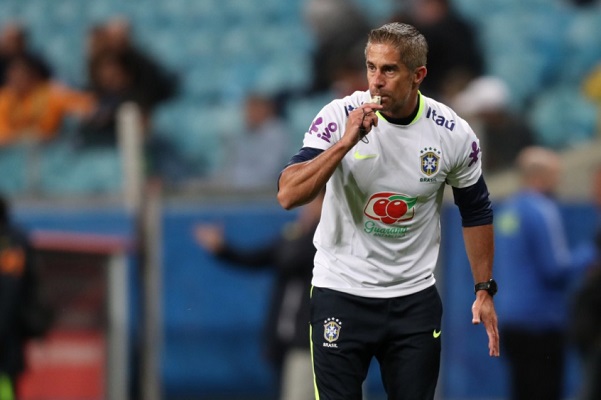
[
  {"x1": 6, "y1": 61, "x2": 37, "y2": 95},
  {"x1": 365, "y1": 42, "x2": 425, "y2": 119},
  {"x1": 542, "y1": 164, "x2": 561, "y2": 196}
]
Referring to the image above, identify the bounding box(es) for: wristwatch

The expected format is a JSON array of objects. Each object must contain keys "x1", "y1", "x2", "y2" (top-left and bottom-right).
[{"x1": 474, "y1": 279, "x2": 497, "y2": 297}]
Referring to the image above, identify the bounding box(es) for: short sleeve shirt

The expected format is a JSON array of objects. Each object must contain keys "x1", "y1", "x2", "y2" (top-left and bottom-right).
[{"x1": 303, "y1": 90, "x2": 482, "y2": 298}]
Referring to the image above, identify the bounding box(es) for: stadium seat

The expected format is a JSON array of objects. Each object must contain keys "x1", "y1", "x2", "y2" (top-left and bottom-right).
[
  {"x1": 42, "y1": 34, "x2": 86, "y2": 87},
  {"x1": 153, "y1": 100, "x2": 233, "y2": 177},
  {"x1": 560, "y1": 8, "x2": 601, "y2": 84},
  {"x1": 50, "y1": 0, "x2": 86, "y2": 28},
  {"x1": 254, "y1": 54, "x2": 311, "y2": 95},
  {"x1": 0, "y1": 2, "x2": 18, "y2": 25},
  {"x1": 350, "y1": 0, "x2": 396, "y2": 24},
  {"x1": 528, "y1": 85, "x2": 598, "y2": 149},
  {"x1": 480, "y1": 7, "x2": 568, "y2": 108},
  {"x1": 38, "y1": 140, "x2": 122, "y2": 196},
  {"x1": 0, "y1": 144, "x2": 30, "y2": 195},
  {"x1": 144, "y1": 29, "x2": 189, "y2": 71},
  {"x1": 187, "y1": 64, "x2": 235, "y2": 102}
]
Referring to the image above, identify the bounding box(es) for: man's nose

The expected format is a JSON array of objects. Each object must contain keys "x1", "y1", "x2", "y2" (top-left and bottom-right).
[{"x1": 373, "y1": 70, "x2": 385, "y2": 87}]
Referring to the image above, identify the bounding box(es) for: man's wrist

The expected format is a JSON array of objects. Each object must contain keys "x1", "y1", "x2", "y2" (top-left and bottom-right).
[{"x1": 474, "y1": 278, "x2": 497, "y2": 297}]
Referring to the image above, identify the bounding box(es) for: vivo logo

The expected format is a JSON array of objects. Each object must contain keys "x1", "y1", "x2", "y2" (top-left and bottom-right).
[{"x1": 309, "y1": 117, "x2": 338, "y2": 143}]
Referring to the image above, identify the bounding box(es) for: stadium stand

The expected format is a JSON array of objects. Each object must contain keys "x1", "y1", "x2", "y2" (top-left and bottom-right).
[{"x1": 0, "y1": 0, "x2": 598, "y2": 197}]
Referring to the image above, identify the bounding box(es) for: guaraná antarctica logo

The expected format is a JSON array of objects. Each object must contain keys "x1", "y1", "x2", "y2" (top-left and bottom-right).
[
  {"x1": 364, "y1": 192, "x2": 417, "y2": 225},
  {"x1": 363, "y1": 192, "x2": 418, "y2": 238}
]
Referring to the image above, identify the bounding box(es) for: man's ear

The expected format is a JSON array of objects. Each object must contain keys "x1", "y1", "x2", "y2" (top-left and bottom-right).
[{"x1": 413, "y1": 66, "x2": 427, "y2": 88}]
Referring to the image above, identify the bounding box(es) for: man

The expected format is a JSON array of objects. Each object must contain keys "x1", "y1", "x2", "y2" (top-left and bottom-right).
[
  {"x1": 495, "y1": 147, "x2": 594, "y2": 400},
  {"x1": 195, "y1": 192, "x2": 324, "y2": 400},
  {"x1": 452, "y1": 76, "x2": 535, "y2": 174},
  {"x1": 0, "y1": 195, "x2": 35, "y2": 400},
  {"x1": 0, "y1": 53, "x2": 94, "y2": 145},
  {"x1": 277, "y1": 22, "x2": 499, "y2": 400},
  {"x1": 390, "y1": 0, "x2": 484, "y2": 102},
  {"x1": 569, "y1": 164, "x2": 601, "y2": 400},
  {"x1": 220, "y1": 93, "x2": 290, "y2": 190},
  {"x1": 0, "y1": 22, "x2": 51, "y2": 86}
]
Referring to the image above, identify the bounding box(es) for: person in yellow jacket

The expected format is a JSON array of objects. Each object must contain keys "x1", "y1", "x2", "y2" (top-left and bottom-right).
[{"x1": 0, "y1": 53, "x2": 94, "y2": 146}]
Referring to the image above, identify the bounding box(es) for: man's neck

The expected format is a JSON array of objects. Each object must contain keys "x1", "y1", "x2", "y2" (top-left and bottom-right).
[{"x1": 381, "y1": 94, "x2": 420, "y2": 126}]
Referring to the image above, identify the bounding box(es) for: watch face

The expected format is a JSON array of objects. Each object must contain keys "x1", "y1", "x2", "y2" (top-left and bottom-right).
[{"x1": 489, "y1": 279, "x2": 498, "y2": 295}]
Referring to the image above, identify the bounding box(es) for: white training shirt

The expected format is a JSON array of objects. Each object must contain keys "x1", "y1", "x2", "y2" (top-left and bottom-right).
[{"x1": 302, "y1": 90, "x2": 482, "y2": 298}]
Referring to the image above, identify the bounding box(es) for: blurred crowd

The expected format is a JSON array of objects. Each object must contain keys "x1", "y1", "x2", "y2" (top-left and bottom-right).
[
  {"x1": 0, "y1": 18, "x2": 177, "y2": 148},
  {"x1": 0, "y1": 0, "x2": 598, "y2": 197}
]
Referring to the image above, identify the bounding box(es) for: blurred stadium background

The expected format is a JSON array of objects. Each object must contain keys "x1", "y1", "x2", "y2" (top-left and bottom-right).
[{"x1": 1, "y1": 0, "x2": 600, "y2": 399}]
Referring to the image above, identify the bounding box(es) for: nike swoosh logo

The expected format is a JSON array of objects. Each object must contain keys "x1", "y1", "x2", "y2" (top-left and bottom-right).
[
  {"x1": 433, "y1": 329, "x2": 441, "y2": 339},
  {"x1": 353, "y1": 150, "x2": 378, "y2": 160}
]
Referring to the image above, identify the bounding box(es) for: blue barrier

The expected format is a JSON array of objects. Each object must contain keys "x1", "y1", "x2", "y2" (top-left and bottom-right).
[{"x1": 13, "y1": 200, "x2": 598, "y2": 398}]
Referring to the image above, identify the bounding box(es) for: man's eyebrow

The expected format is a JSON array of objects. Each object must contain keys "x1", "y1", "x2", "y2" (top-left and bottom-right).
[
  {"x1": 366, "y1": 61, "x2": 400, "y2": 69},
  {"x1": 379, "y1": 64, "x2": 401, "y2": 71}
]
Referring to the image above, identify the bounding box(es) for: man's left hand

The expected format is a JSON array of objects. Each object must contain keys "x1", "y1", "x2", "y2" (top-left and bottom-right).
[{"x1": 471, "y1": 292, "x2": 500, "y2": 357}]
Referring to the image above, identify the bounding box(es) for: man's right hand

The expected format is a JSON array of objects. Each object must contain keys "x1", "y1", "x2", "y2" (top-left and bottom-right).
[{"x1": 341, "y1": 102, "x2": 382, "y2": 147}]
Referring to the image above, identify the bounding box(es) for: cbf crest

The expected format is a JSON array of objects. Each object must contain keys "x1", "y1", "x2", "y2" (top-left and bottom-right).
[
  {"x1": 324, "y1": 317, "x2": 342, "y2": 345},
  {"x1": 420, "y1": 147, "x2": 442, "y2": 177}
]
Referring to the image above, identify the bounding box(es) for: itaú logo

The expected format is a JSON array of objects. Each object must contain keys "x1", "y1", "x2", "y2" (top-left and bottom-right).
[{"x1": 364, "y1": 192, "x2": 417, "y2": 225}]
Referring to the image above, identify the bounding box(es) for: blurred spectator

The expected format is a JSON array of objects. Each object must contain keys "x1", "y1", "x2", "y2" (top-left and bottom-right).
[
  {"x1": 453, "y1": 76, "x2": 535, "y2": 174},
  {"x1": 216, "y1": 93, "x2": 290, "y2": 190},
  {"x1": 98, "y1": 16, "x2": 178, "y2": 112},
  {"x1": 0, "y1": 22, "x2": 50, "y2": 85},
  {"x1": 569, "y1": 164, "x2": 601, "y2": 400},
  {"x1": 79, "y1": 17, "x2": 178, "y2": 144},
  {"x1": 77, "y1": 49, "x2": 186, "y2": 184},
  {"x1": 0, "y1": 53, "x2": 93, "y2": 146},
  {"x1": 303, "y1": 0, "x2": 371, "y2": 95},
  {"x1": 495, "y1": 147, "x2": 596, "y2": 400},
  {"x1": 0, "y1": 195, "x2": 35, "y2": 400},
  {"x1": 84, "y1": 24, "x2": 110, "y2": 87},
  {"x1": 76, "y1": 17, "x2": 181, "y2": 179},
  {"x1": 194, "y1": 191, "x2": 324, "y2": 400},
  {"x1": 76, "y1": 51, "x2": 138, "y2": 147},
  {"x1": 391, "y1": 0, "x2": 484, "y2": 102}
]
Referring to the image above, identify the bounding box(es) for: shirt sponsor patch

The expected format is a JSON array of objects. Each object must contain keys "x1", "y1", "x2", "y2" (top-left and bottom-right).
[
  {"x1": 468, "y1": 141, "x2": 480, "y2": 167},
  {"x1": 364, "y1": 192, "x2": 417, "y2": 225},
  {"x1": 309, "y1": 116, "x2": 338, "y2": 143}
]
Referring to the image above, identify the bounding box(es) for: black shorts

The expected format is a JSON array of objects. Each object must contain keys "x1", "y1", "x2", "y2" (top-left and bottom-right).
[{"x1": 310, "y1": 285, "x2": 443, "y2": 400}]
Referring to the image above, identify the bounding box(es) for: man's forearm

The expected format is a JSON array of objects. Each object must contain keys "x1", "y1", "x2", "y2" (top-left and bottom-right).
[
  {"x1": 277, "y1": 141, "x2": 352, "y2": 209},
  {"x1": 463, "y1": 224, "x2": 494, "y2": 283}
]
